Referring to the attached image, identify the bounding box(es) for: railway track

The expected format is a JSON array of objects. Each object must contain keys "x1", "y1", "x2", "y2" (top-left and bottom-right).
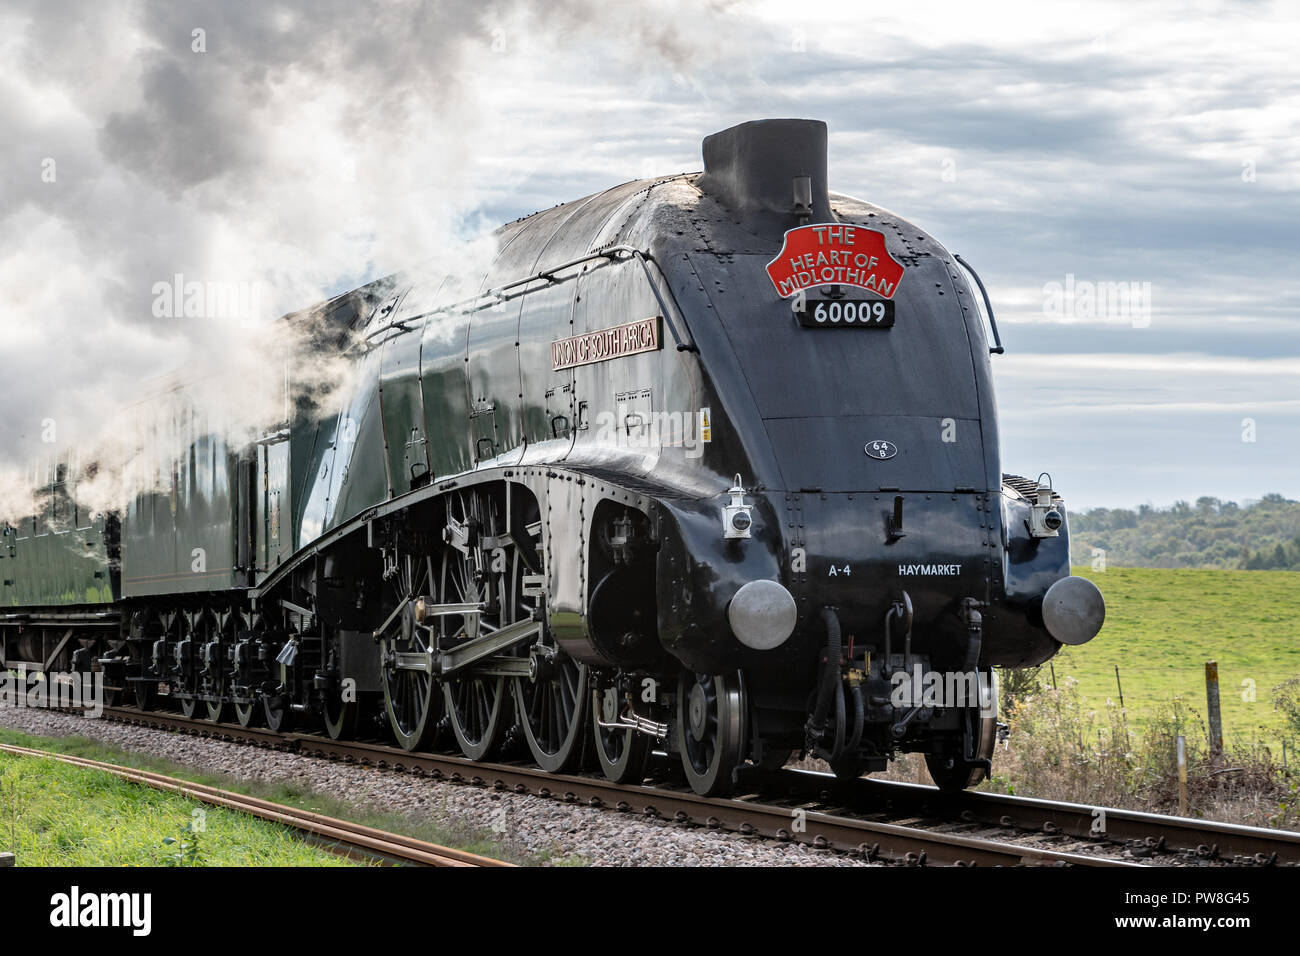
[
  {"x1": 840, "y1": 775, "x2": 1298, "y2": 867},
  {"x1": 0, "y1": 740, "x2": 511, "y2": 868},
  {"x1": 78, "y1": 705, "x2": 1300, "y2": 867}
]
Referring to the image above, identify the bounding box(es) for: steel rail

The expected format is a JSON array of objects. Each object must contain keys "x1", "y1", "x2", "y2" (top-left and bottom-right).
[
  {"x1": 0, "y1": 741, "x2": 510, "y2": 868},
  {"x1": 838, "y1": 773, "x2": 1299, "y2": 866}
]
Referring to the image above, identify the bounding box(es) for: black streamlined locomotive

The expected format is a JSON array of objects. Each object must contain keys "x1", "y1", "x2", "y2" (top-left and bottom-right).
[{"x1": 0, "y1": 119, "x2": 1103, "y2": 795}]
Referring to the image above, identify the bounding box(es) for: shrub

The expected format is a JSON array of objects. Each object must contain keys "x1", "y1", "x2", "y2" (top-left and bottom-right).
[{"x1": 990, "y1": 683, "x2": 1298, "y2": 829}]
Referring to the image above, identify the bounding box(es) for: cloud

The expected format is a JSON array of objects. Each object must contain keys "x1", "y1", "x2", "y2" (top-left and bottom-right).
[{"x1": 0, "y1": 0, "x2": 747, "y2": 480}]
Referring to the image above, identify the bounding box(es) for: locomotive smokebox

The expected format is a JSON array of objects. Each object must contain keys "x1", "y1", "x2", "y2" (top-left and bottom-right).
[{"x1": 698, "y1": 119, "x2": 834, "y2": 226}]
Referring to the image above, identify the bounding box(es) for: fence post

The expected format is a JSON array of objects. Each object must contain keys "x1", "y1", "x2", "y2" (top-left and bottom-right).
[
  {"x1": 1176, "y1": 735, "x2": 1188, "y2": 816},
  {"x1": 0, "y1": 852, "x2": 13, "y2": 868},
  {"x1": 1205, "y1": 661, "x2": 1223, "y2": 755},
  {"x1": 1114, "y1": 664, "x2": 1132, "y2": 751}
]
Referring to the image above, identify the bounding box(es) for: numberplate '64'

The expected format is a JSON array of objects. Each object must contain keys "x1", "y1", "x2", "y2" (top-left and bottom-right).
[{"x1": 794, "y1": 297, "x2": 894, "y2": 328}]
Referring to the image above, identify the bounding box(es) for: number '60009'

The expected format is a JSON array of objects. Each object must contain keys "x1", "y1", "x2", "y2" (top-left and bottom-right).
[{"x1": 813, "y1": 301, "x2": 887, "y2": 324}]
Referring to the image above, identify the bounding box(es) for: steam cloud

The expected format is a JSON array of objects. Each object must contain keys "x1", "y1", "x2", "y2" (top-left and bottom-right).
[{"x1": 0, "y1": 0, "x2": 746, "y2": 522}]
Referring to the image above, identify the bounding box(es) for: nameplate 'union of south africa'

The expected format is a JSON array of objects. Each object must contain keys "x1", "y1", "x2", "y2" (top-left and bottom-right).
[{"x1": 551, "y1": 316, "x2": 663, "y2": 371}]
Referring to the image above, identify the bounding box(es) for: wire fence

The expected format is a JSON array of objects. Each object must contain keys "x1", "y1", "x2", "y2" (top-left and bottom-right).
[{"x1": 1005, "y1": 660, "x2": 1300, "y2": 769}]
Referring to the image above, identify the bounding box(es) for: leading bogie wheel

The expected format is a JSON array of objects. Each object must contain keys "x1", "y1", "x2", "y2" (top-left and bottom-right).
[
  {"x1": 925, "y1": 669, "x2": 999, "y2": 792},
  {"x1": 592, "y1": 685, "x2": 650, "y2": 784},
  {"x1": 675, "y1": 671, "x2": 746, "y2": 797}
]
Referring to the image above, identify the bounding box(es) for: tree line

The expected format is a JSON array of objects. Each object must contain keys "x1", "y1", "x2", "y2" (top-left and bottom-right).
[{"x1": 1069, "y1": 493, "x2": 1300, "y2": 570}]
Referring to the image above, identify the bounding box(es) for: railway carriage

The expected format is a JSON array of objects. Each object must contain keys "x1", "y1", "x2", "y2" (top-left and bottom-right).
[{"x1": 0, "y1": 119, "x2": 1104, "y2": 795}]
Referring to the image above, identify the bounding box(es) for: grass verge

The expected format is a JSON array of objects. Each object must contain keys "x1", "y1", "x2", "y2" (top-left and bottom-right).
[
  {"x1": 0, "y1": 726, "x2": 571, "y2": 866},
  {"x1": 0, "y1": 747, "x2": 356, "y2": 866}
]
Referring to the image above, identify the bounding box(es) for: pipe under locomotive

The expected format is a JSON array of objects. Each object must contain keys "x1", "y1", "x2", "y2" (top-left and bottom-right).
[{"x1": 0, "y1": 119, "x2": 1104, "y2": 795}]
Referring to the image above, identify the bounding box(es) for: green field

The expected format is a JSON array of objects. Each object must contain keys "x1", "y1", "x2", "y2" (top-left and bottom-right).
[{"x1": 1048, "y1": 567, "x2": 1300, "y2": 749}]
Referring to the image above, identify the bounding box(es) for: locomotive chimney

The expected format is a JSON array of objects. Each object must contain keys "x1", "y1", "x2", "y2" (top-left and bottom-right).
[{"x1": 698, "y1": 119, "x2": 834, "y2": 227}]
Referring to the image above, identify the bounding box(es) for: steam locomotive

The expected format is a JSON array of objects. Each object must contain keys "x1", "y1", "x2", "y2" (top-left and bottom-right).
[{"x1": 0, "y1": 119, "x2": 1104, "y2": 795}]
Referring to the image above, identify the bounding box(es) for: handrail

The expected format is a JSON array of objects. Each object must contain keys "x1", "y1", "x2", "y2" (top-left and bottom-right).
[
  {"x1": 953, "y1": 254, "x2": 1005, "y2": 355},
  {"x1": 628, "y1": 249, "x2": 698, "y2": 353},
  {"x1": 355, "y1": 244, "x2": 697, "y2": 354}
]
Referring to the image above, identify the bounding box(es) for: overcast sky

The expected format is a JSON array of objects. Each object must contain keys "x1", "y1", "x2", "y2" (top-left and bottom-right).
[{"x1": 2, "y1": 0, "x2": 1297, "y2": 510}]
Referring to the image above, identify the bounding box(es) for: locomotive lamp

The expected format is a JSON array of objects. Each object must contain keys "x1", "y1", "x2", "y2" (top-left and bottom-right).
[
  {"x1": 1029, "y1": 478, "x2": 1063, "y2": 538},
  {"x1": 723, "y1": 474, "x2": 753, "y2": 540}
]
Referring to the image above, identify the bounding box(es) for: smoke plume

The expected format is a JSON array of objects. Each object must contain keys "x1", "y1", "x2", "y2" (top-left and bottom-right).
[{"x1": 0, "y1": 0, "x2": 747, "y2": 522}]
